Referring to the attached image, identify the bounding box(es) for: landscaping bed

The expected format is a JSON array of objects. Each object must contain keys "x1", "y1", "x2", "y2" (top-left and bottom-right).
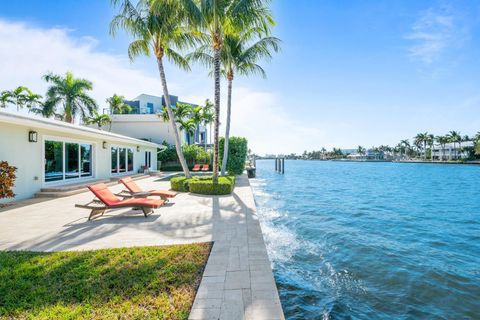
[
  {"x1": 0, "y1": 243, "x2": 211, "y2": 320},
  {"x1": 171, "y1": 175, "x2": 235, "y2": 195}
]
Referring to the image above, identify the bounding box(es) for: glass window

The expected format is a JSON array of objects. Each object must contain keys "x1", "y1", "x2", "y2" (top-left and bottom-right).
[
  {"x1": 65, "y1": 143, "x2": 79, "y2": 179},
  {"x1": 45, "y1": 141, "x2": 64, "y2": 182},
  {"x1": 111, "y1": 147, "x2": 118, "y2": 173},
  {"x1": 80, "y1": 144, "x2": 92, "y2": 177},
  {"x1": 127, "y1": 149, "x2": 134, "y2": 172},
  {"x1": 119, "y1": 148, "x2": 126, "y2": 172}
]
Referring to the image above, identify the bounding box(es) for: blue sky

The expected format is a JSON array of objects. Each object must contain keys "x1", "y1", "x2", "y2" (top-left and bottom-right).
[{"x1": 0, "y1": 0, "x2": 479, "y2": 154}]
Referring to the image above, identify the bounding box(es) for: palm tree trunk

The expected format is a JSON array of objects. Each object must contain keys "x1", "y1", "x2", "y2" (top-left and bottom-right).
[
  {"x1": 221, "y1": 76, "x2": 233, "y2": 176},
  {"x1": 212, "y1": 46, "x2": 221, "y2": 183},
  {"x1": 156, "y1": 56, "x2": 191, "y2": 178}
]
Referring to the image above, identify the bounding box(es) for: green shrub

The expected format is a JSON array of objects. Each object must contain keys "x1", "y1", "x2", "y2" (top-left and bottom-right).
[
  {"x1": 170, "y1": 175, "x2": 236, "y2": 195},
  {"x1": 219, "y1": 137, "x2": 248, "y2": 175},
  {"x1": 189, "y1": 176, "x2": 235, "y2": 195},
  {"x1": 170, "y1": 176, "x2": 189, "y2": 192}
]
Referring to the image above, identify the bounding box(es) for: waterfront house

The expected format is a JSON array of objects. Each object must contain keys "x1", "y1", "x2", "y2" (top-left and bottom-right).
[
  {"x1": 102, "y1": 94, "x2": 208, "y2": 146},
  {"x1": 428, "y1": 141, "x2": 474, "y2": 160},
  {"x1": 0, "y1": 110, "x2": 161, "y2": 203}
]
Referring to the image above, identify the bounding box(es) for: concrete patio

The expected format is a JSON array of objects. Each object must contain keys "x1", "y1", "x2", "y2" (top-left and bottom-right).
[{"x1": 0, "y1": 175, "x2": 284, "y2": 320}]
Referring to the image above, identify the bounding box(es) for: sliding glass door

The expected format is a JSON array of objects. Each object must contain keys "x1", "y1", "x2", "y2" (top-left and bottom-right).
[
  {"x1": 111, "y1": 147, "x2": 134, "y2": 174},
  {"x1": 44, "y1": 140, "x2": 93, "y2": 183}
]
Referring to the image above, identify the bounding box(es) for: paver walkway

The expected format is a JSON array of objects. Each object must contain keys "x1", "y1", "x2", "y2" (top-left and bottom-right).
[{"x1": 0, "y1": 175, "x2": 284, "y2": 319}]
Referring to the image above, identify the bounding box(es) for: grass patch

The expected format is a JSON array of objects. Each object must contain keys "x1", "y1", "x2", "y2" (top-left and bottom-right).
[
  {"x1": 170, "y1": 175, "x2": 235, "y2": 195},
  {"x1": 0, "y1": 243, "x2": 212, "y2": 319}
]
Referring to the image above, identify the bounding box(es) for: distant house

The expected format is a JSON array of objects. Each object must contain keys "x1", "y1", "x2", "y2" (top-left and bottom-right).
[
  {"x1": 429, "y1": 141, "x2": 474, "y2": 160},
  {"x1": 0, "y1": 110, "x2": 161, "y2": 202},
  {"x1": 103, "y1": 94, "x2": 208, "y2": 146}
]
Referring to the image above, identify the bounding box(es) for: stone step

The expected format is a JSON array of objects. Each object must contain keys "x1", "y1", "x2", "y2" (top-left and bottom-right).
[{"x1": 35, "y1": 174, "x2": 151, "y2": 198}]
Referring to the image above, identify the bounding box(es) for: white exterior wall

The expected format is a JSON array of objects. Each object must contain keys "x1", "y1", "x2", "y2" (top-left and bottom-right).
[
  {"x1": 0, "y1": 116, "x2": 158, "y2": 203},
  {"x1": 109, "y1": 114, "x2": 185, "y2": 145}
]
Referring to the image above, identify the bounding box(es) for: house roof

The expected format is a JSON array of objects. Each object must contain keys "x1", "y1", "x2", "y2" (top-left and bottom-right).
[{"x1": 0, "y1": 110, "x2": 164, "y2": 149}]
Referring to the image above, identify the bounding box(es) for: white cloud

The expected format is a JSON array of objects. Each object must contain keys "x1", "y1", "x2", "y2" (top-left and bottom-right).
[
  {"x1": 405, "y1": 7, "x2": 464, "y2": 64},
  {"x1": 0, "y1": 19, "x2": 326, "y2": 155},
  {"x1": 0, "y1": 19, "x2": 161, "y2": 109}
]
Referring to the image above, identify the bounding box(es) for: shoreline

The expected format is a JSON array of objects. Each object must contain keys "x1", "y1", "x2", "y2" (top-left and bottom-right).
[{"x1": 258, "y1": 158, "x2": 480, "y2": 165}]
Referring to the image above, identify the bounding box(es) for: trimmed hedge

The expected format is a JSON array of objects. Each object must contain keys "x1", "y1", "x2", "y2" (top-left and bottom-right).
[
  {"x1": 219, "y1": 137, "x2": 248, "y2": 175},
  {"x1": 189, "y1": 177, "x2": 235, "y2": 195},
  {"x1": 170, "y1": 176, "x2": 189, "y2": 192},
  {"x1": 170, "y1": 175, "x2": 235, "y2": 195}
]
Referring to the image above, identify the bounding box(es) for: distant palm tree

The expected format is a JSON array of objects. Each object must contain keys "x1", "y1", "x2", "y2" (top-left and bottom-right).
[
  {"x1": 85, "y1": 110, "x2": 112, "y2": 130},
  {"x1": 400, "y1": 139, "x2": 410, "y2": 159},
  {"x1": 414, "y1": 132, "x2": 429, "y2": 160},
  {"x1": 427, "y1": 134, "x2": 435, "y2": 161},
  {"x1": 447, "y1": 131, "x2": 461, "y2": 160},
  {"x1": 43, "y1": 72, "x2": 97, "y2": 123},
  {"x1": 111, "y1": 0, "x2": 194, "y2": 178},
  {"x1": 107, "y1": 94, "x2": 132, "y2": 114},
  {"x1": 201, "y1": 99, "x2": 214, "y2": 150},
  {"x1": 436, "y1": 135, "x2": 449, "y2": 161}
]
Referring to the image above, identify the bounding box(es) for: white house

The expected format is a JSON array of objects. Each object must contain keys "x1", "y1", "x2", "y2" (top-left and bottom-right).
[
  {"x1": 430, "y1": 141, "x2": 474, "y2": 160},
  {"x1": 104, "y1": 94, "x2": 208, "y2": 146},
  {"x1": 0, "y1": 111, "x2": 161, "y2": 203}
]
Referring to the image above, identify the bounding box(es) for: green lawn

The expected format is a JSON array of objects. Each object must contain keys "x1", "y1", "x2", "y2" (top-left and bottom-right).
[{"x1": 0, "y1": 243, "x2": 211, "y2": 320}]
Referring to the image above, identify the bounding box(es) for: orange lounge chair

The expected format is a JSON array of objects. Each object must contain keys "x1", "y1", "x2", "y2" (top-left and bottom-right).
[
  {"x1": 75, "y1": 183, "x2": 165, "y2": 220},
  {"x1": 118, "y1": 177, "x2": 177, "y2": 201},
  {"x1": 201, "y1": 164, "x2": 209, "y2": 171},
  {"x1": 192, "y1": 164, "x2": 201, "y2": 172}
]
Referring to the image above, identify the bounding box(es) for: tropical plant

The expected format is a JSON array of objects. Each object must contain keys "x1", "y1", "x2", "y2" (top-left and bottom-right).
[
  {"x1": 447, "y1": 131, "x2": 461, "y2": 160},
  {"x1": 400, "y1": 139, "x2": 410, "y2": 158},
  {"x1": 0, "y1": 161, "x2": 17, "y2": 200},
  {"x1": 110, "y1": 0, "x2": 194, "y2": 178},
  {"x1": 182, "y1": 0, "x2": 274, "y2": 182},
  {"x1": 85, "y1": 110, "x2": 112, "y2": 130},
  {"x1": 435, "y1": 135, "x2": 449, "y2": 161},
  {"x1": 356, "y1": 145, "x2": 366, "y2": 156},
  {"x1": 42, "y1": 72, "x2": 97, "y2": 123},
  {"x1": 189, "y1": 27, "x2": 279, "y2": 175},
  {"x1": 414, "y1": 132, "x2": 430, "y2": 160},
  {"x1": 201, "y1": 99, "x2": 214, "y2": 150},
  {"x1": 218, "y1": 136, "x2": 248, "y2": 175},
  {"x1": 427, "y1": 134, "x2": 435, "y2": 161},
  {"x1": 107, "y1": 94, "x2": 132, "y2": 114},
  {"x1": 0, "y1": 86, "x2": 42, "y2": 112}
]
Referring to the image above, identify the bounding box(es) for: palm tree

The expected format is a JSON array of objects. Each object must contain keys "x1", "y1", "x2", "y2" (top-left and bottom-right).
[
  {"x1": 107, "y1": 94, "x2": 132, "y2": 114},
  {"x1": 43, "y1": 72, "x2": 97, "y2": 123},
  {"x1": 85, "y1": 110, "x2": 112, "y2": 130},
  {"x1": 201, "y1": 99, "x2": 214, "y2": 150},
  {"x1": 0, "y1": 86, "x2": 38, "y2": 111},
  {"x1": 111, "y1": 0, "x2": 194, "y2": 178},
  {"x1": 400, "y1": 139, "x2": 410, "y2": 159},
  {"x1": 189, "y1": 29, "x2": 279, "y2": 175},
  {"x1": 414, "y1": 132, "x2": 429, "y2": 160},
  {"x1": 436, "y1": 135, "x2": 449, "y2": 161},
  {"x1": 447, "y1": 131, "x2": 461, "y2": 160},
  {"x1": 182, "y1": 0, "x2": 274, "y2": 182},
  {"x1": 427, "y1": 134, "x2": 435, "y2": 161}
]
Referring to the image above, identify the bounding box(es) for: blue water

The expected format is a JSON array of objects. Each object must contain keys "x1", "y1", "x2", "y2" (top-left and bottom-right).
[{"x1": 250, "y1": 160, "x2": 480, "y2": 320}]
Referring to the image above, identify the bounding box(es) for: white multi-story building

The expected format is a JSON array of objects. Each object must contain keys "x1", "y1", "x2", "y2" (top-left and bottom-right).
[
  {"x1": 104, "y1": 94, "x2": 208, "y2": 146},
  {"x1": 429, "y1": 141, "x2": 474, "y2": 160}
]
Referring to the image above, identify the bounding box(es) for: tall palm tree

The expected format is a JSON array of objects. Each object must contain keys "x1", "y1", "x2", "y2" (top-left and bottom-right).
[
  {"x1": 43, "y1": 72, "x2": 97, "y2": 123},
  {"x1": 107, "y1": 94, "x2": 132, "y2": 114},
  {"x1": 447, "y1": 131, "x2": 461, "y2": 160},
  {"x1": 189, "y1": 28, "x2": 279, "y2": 175},
  {"x1": 414, "y1": 132, "x2": 429, "y2": 160},
  {"x1": 182, "y1": 0, "x2": 273, "y2": 182},
  {"x1": 427, "y1": 134, "x2": 435, "y2": 161},
  {"x1": 85, "y1": 110, "x2": 112, "y2": 130},
  {"x1": 400, "y1": 139, "x2": 410, "y2": 159},
  {"x1": 436, "y1": 135, "x2": 449, "y2": 161},
  {"x1": 110, "y1": 0, "x2": 194, "y2": 178}
]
